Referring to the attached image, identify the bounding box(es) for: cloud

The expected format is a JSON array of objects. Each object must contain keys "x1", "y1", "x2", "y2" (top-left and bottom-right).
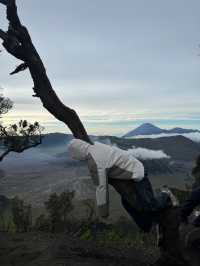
[
  {"x1": 183, "y1": 133, "x2": 200, "y2": 143},
  {"x1": 127, "y1": 146, "x2": 170, "y2": 160},
  {"x1": 131, "y1": 132, "x2": 200, "y2": 143},
  {"x1": 105, "y1": 139, "x2": 170, "y2": 160}
]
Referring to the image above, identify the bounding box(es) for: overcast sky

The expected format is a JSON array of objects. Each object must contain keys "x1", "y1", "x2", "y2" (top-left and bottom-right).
[{"x1": 0, "y1": 0, "x2": 200, "y2": 136}]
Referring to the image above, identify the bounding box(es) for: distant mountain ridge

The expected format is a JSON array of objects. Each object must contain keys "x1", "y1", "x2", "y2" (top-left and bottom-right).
[
  {"x1": 123, "y1": 123, "x2": 200, "y2": 138},
  {"x1": 34, "y1": 132, "x2": 200, "y2": 161}
]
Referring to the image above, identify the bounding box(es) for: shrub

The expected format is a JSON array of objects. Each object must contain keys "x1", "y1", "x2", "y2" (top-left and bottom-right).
[
  {"x1": 11, "y1": 196, "x2": 32, "y2": 232},
  {"x1": 44, "y1": 190, "x2": 75, "y2": 232},
  {"x1": 34, "y1": 214, "x2": 50, "y2": 232},
  {"x1": 0, "y1": 213, "x2": 15, "y2": 232}
]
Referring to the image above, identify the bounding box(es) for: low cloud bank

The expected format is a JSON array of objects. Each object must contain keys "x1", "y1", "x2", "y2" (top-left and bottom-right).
[
  {"x1": 184, "y1": 132, "x2": 200, "y2": 143},
  {"x1": 127, "y1": 146, "x2": 170, "y2": 160},
  {"x1": 130, "y1": 132, "x2": 200, "y2": 143}
]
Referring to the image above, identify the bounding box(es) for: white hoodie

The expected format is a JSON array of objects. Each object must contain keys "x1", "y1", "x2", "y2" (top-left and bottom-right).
[{"x1": 68, "y1": 139, "x2": 144, "y2": 217}]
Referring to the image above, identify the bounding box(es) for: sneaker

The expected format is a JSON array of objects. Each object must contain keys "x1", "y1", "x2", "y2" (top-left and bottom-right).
[{"x1": 160, "y1": 186, "x2": 179, "y2": 207}]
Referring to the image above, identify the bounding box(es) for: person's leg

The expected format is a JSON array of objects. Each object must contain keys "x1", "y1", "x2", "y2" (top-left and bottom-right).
[
  {"x1": 132, "y1": 176, "x2": 159, "y2": 212},
  {"x1": 132, "y1": 176, "x2": 173, "y2": 212},
  {"x1": 121, "y1": 196, "x2": 153, "y2": 233},
  {"x1": 110, "y1": 175, "x2": 174, "y2": 232},
  {"x1": 124, "y1": 175, "x2": 177, "y2": 235},
  {"x1": 181, "y1": 187, "x2": 200, "y2": 222},
  {"x1": 109, "y1": 176, "x2": 160, "y2": 213}
]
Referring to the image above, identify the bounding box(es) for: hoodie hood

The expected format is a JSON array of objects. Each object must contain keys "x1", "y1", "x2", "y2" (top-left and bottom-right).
[{"x1": 67, "y1": 139, "x2": 91, "y2": 161}]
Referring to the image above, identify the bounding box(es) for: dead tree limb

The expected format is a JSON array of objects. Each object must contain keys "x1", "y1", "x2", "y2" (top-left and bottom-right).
[
  {"x1": 10, "y1": 62, "x2": 28, "y2": 75},
  {"x1": 0, "y1": 0, "x2": 91, "y2": 144}
]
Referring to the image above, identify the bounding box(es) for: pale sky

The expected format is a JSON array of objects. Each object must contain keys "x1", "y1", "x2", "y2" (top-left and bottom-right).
[{"x1": 0, "y1": 0, "x2": 200, "y2": 136}]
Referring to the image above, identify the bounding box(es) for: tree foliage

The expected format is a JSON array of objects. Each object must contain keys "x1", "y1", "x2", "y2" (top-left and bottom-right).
[
  {"x1": 0, "y1": 94, "x2": 13, "y2": 115},
  {"x1": 0, "y1": 93, "x2": 44, "y2": 161},
  {"x1": 44, "y1": 191, "x2": 75, "y2": 232},
  {"x1": 11, "y1": 196, "x2": 32, "y2": 232}
]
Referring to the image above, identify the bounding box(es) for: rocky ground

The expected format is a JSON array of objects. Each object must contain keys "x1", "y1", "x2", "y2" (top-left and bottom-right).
[{"x1": 0, "y1": 232, "x2": 160, "y2": 266}]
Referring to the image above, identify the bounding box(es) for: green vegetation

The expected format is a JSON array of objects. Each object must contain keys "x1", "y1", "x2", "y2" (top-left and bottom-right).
[
  {"x1": 79, "y1": 221, "x2": 157, "y2": 250},
  {"x1": 42, "y1": 190, "x2": 75, "y2": 232},
  {"x1": 0, "y1": 191, "x2": 75, "y2": 233},
  {"x1": 0, "y1": 94, "x2": 44, "y2": 162},
  {"x1": 0, "y1": 191, "x2": 157, "y2": 252},
  {"x1": 0, "y1": 196, "x2": 32, "y2": 233},
  {"x1": 12, "y1": 196, "x2": 32, "y2": 232},
  {"x1": 0, "y1": 211, "x2": 15, "y2": 232}
]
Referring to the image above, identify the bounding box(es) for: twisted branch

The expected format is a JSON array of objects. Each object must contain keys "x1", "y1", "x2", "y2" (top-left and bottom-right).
[{"x1": 0, "y1": 0, "x2": 92, "y2": 144}]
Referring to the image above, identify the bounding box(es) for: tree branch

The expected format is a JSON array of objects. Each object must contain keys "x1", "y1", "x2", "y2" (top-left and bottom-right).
[
  {"x1": 0, "y1": 0, "x2": 7, "y2": 6},
  {"x1": 0, "y1": 0, "x2": 92, "y2": 143},
  {"x1": 10, "y1": 62, "x2": 28, "y2": 75},
  {"x1": 14, "y1": 138, "x2": 42, "y2": 153},
  {"x1": 0, "y1": 139, "x2": 42, "y2": 162},
  {"x1": 6, "y1": 0, "x2": 21, "y2": 28},
  {"x1": 0, "y1": 149, "x2": 11, "y2": 161},
  {"x1": 0, "y1": 29, "x2": 8, "y2": 41}
]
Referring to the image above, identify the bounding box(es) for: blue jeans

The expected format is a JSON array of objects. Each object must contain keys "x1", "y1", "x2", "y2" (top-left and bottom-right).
[
  {"x1": 121, "y1": 197, "x2": 154, "y2": 232},
  {"x1": 121, "y1": 175, "x2": 168, "y2": 232}
]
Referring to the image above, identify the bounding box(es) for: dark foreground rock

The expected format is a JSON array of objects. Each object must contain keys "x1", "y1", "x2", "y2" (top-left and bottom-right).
[
  {"x1": 0, "y1": 232, "x2": 159, "y2": 266},
  {"x1": 1, "y1": 230, "x2": 199, "y2": 266}
]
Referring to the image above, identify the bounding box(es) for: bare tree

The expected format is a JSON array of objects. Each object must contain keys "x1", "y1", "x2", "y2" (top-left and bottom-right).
[{"x1": 0, "y1": 1, "x2": 196, "y2": 265}]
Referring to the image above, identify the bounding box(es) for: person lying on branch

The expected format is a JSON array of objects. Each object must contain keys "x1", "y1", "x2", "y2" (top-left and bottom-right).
[{"x1": 68, "y1": 139, "x2": 177, "y2": 233}]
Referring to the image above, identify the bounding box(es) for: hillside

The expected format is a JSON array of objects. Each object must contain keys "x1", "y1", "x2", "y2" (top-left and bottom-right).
[
  {"x1": 107, "y1": 135, "x2": 200, "y2": 161},
  {"x1": 34, "y1": 132, "x2": 200, "y2": 162}
]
